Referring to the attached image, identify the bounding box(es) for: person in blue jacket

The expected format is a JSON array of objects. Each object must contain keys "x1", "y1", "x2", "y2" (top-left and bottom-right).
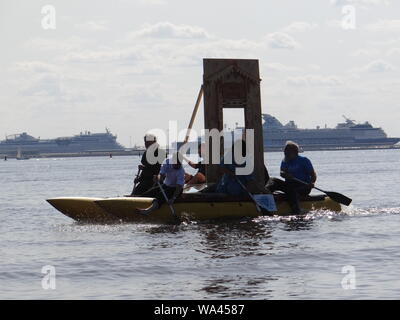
[{"x1": 266, "y1": 141, "x2": 317, "y2": 214}]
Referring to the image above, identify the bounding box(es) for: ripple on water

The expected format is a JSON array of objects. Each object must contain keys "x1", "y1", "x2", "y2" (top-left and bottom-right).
[{"x1": 2, "y1": 151, "x2": 400, "y2": 299}]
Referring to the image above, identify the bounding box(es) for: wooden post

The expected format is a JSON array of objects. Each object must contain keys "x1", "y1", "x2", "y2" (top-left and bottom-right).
[{"x1": 202, "y1": 58, "x2": 265, "y2": 187}]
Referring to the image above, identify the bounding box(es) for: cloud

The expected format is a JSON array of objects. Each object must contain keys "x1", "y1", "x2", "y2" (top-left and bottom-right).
[
  {"x1": 360, "y1": 59, "x2": 395, "y2": 72},
  {"x1": 136, "y1": 0, "x2": 167, "y2": 5},
  {"x1": 129, "y1": 22, "x2": 211, "y2": 39},
  {"x1": 75, "y1": 20, "x2": 108, "y2": 31},
  {"x1": 325, "y1": 19, "x2": 342, "y2": 29},
  {"x1": 25, "y1": 37, "x2": 88, "y2": 52},
  {"x1": 282, "y1": 21, "x2": 318, "y2": 33},
  {"x1": 14, "y1": 61, "x2": 58, "y2": 73},
  {"x1": 387, "y1": 48, "x2": 400, "y2": 56},
  {"x1": 117, "y1": 82, "x2": 165, "y2": 105},
  {"x1": 263, "y1": 62, "x2": 300, "y2": 73},
  {"x1": 366, "y1": 19, "x2": 400, "y2": 32},
  {"x1": 63, "y1": 47, "x2": 144, "y2": 64},
  {"x1": 330, "y1": 0, "x2": 390, "y2": 6},
  {"x1": 350, "y1": 48, "x2": 380, "y2": 57},
  {"x1": 64, "y1": 35, "x2": 264, "y2": 69},
  {"x1": 119, "y1": 0, "x2": 167, "y2": 5},
  {"x1": 266, "y1": 32, "x2": 299, "y2": 49},
  {"x1": 286, "y1": 75, "x2": 343, "y2": 87},
  {"x1": 13, "y1": 65, "x2": 91, "y2": 104},
  {"x1": 19, "y1": 74, "x2": 62, "y2": 97}
]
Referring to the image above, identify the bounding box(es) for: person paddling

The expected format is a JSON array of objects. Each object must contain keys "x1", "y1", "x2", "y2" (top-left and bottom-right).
[
  {"x1": 136, "y1": 152, "x2": 185, "y2": 215},
  {"x1": 266, "y1": 141, "x2": 317, "y2": 214},
  {"x1": 130, "y1": 134, "x2": 165, "y2": 196}
]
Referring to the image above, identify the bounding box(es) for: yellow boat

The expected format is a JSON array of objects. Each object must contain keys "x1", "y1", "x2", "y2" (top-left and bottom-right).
[
  {"x1": 46, "y1": 59, "x2": 349, "y2": 224},
  {"x1": 47, "y1": 193, "x2": 341, "y2": 224},
  {"x1": 46, "y1": 197, "x2": 118, "y2": 223}
]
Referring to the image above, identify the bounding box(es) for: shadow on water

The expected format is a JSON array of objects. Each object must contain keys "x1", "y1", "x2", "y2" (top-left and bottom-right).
[
  {"x1": 145, "y1": 224, "x2": 181, "y2": 234},
  {"x1": 195, "y1": 220, "x2": 272, "y2": 255},
  {"x1": 280, "y1": 217, "x2": 314, "y2": 232},
  {"x1": 141, "y1": 215, "x2": 330, "y2": 298},
  {"x1": 191, "y1": 219, "x2": 279, "y2": 298},
  {"x1": 199, "y1": 275, "x2": 277, "y2": 299}
]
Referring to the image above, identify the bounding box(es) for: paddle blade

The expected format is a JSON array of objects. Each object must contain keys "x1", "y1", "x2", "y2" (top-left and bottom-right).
[{"x1": 325, "y1": 191, "x2": 352, "y2": 206}]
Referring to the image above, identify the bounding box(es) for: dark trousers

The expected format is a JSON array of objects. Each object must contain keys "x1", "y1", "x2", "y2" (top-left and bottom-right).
[
  {"x1": 131, "y1": 180, "x2": 155, "y2": 196},
  {"x1": 266, "y1": 178, "x2": 311, "y2": 214},
  {"x1": 142, "y1": 184, "x2": 180, "y2": 205}
]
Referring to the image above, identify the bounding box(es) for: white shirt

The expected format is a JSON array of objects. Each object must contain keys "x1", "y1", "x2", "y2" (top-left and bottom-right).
[{"x1": 160, "y1": 157, "x2": 185, "y2": 187}]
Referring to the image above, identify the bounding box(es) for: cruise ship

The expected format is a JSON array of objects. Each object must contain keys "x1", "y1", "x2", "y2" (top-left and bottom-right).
[
  {"x1": 263, "y1": 114, "x2": 400, "y2": 151},
  {"x1": 0, "y1": 129, "x2": 125, "y2": 157}
]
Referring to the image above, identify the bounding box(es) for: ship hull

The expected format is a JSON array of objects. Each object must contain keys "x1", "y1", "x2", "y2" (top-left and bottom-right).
[
  {"x1": 264, "y1": 138, "x2": 400, "y2": 151},
  {"x1": 0, "y1": 131, "x2": 125, "y2": 157}
]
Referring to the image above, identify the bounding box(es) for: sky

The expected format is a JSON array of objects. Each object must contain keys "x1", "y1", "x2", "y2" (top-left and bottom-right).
[{"x1": 1, "y1": 0, "x2": 400, "y2": 147}]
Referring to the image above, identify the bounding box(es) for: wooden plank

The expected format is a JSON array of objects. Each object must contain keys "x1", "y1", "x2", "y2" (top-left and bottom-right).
[{"x1": 183, "y1": 85, "x2": 204, "y2": 144}]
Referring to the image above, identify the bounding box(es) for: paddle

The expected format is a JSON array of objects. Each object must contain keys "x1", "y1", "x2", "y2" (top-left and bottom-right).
[
  {"x1": 232, "y1": 175, "x2": 262, "y2": 213},
  {"x1": 291, "y1": 177, "x2": 352, "y2": 206},
  {"x1": 156, "y1": 180, "x2": 180, "y2": 222},
  {"x1": 128, "y1": 168, "x2": 142, "y2": 196},
  {"x1": 180, "y1": 85, "x2": 204, "y2": 163},
  {"x1": 133, "y1": 168, "x2": 142, "y2": 189},
  {"x1": 183, "y1": 85, "x2": 204, "y2": 145}
]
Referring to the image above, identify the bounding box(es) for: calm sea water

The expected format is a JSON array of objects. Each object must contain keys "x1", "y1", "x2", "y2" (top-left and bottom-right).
[{"x1": 0, "y1": 150, "x2": 399, "y2": 299}]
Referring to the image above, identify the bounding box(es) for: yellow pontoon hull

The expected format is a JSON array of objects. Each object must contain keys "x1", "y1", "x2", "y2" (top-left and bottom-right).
[
  {"x1": 46, "y1": 197, "x2": 117, "y2": 223},
  {"x1": 47, "y1": 196, "x2": 341, "y2": 223}
]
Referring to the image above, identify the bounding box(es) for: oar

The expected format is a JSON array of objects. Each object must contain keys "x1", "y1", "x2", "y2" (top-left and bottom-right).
[
  {"x1": 179, "y1": 85, "x2": 204, "y2": 164},
  {"x1": 233, "y1": 176, "x2": 262, "y2": 213},
  {"x1": 220, "y1": 166, "x2": 275, "y2": 215},
  {"x1": 216, "y1": 164, "x2": 261, "y2": 212},
  {"x1": 183, "y1": 85, "x2": 204, "y2": 145},
  {"x1": 156, "y1": 180, "x2": 180, "y2": 222},
  {"x1": 129, "y1": 168, "x2": 142, "y2": 196},
  {"x1": 133, "y1": 168, "x2": 142, "y2": 189},
  {"x1": 291, "y1": 177, "x2": 352, "y2": 206}
]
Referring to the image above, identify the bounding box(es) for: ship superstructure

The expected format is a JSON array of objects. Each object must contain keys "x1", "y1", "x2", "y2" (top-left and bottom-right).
[
  {"x1": 0, "y1": 129, "x2": 125, "y2": 156},
  {"x1": 262, "y1": 115, "x2": 400, "y2": 150}
]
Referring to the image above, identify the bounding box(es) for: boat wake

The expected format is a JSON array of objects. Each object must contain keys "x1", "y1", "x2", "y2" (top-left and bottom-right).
[
  {"x1": 52, "y1": 206, "x2": 400, "y2": 232},
  {"x1": 53, "y1": 222, "x2": 156, "y2": 233},
  {"x1": 252, "y1": 205, "x2": 400, "y2": 223},
  {"x1": 342, "y1": 206, "x2": 400, "y2": 216}
]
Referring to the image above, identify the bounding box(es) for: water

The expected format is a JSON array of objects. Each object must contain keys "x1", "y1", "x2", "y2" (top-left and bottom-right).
[{"x1": 0, "y1": 150, "x2": 399, "y2": 299}]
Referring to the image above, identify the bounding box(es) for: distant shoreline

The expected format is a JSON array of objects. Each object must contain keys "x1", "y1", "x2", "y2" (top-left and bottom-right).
[
  {"x1": 1, "y1": 149, "x2": 145, "y2": 160},
  {"x1": 266, "y1": 145, "x2": 400, "y2": 152},
  {"x1": 1, "y1": 145, "x2": 399, "y2": 160}
]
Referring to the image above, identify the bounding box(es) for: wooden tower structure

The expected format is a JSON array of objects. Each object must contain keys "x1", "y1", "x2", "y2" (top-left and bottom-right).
[{"x1": 202, "y1": 58, "x2": 265, "y2": 187}]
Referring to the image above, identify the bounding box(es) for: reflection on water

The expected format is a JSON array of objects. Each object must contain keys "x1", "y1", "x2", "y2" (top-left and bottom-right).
[
  {"x1": 281, "y1": 218, "x2": 314, "y2": 232},
  {"x1": 200, "y1": 275, "x2": 277, "y2": 299},
  {"x1": 197, "y1": 221, "x2": 273, "y2": 259}
]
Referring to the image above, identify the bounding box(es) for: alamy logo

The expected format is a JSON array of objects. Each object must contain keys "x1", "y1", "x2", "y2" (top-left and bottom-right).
[
  {"x1": 41, "y1": 265, "x2": 56, "y2": 290},
  {"x1": 341, "y1": 5, "x2": 356, "y2": 30},
  {"x1": 41, "y1": 5, "x2": 56, "y2": 30},
  {"x1": 341, "y1": 265, "x2": 356, "y2": 290},
  {"x1": 144, "y1": 121, "x2": 255, "y2": 175}
]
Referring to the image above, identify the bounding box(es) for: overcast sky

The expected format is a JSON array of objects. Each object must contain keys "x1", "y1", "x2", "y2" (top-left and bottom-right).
[{"x1": 1, "y1": 0, "x2": 399, "y2": 146}]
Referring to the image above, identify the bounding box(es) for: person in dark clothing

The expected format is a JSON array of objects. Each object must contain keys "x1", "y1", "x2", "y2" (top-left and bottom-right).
[
  {"x1": 136, "y1": 153, "x2": 185, "y2": 215},
  {"x1": 266, "y1": 141, "x2": 317, "y2": 214},
  {"x1": 200, "y1": 136, "x2": 270, "y2": 194},
  {"x1": 130, "y1": 134, "x2": 165, "y2": 196}
]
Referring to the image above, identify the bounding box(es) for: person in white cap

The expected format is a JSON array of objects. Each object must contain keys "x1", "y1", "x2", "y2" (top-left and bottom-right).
[{"x1": 130, "y1": 134, "x2": 165, "y2": 196}]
